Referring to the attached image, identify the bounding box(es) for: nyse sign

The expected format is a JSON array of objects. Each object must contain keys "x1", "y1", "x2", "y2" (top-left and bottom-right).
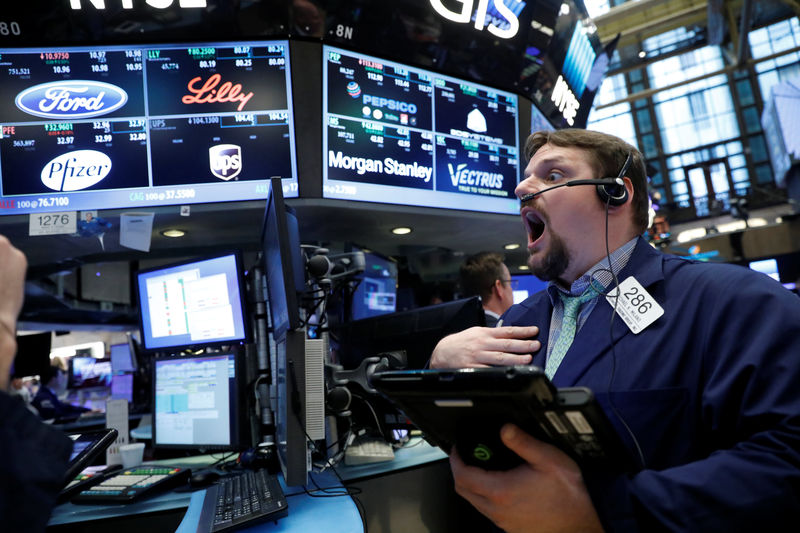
[
  {"x1": 551, "y1": 75, "x2": 580, "y2": 126},
  {"x1": 69, "y1": 0, "x2": 206, "y2": 9},
  {"x1": 429, "y1": 0, "x2": 520, "y2": 40}
]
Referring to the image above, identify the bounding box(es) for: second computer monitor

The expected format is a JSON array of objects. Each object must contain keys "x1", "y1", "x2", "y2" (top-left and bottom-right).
[{"x1": 152, "y1": 352, "x2": 242, "y2": 451}]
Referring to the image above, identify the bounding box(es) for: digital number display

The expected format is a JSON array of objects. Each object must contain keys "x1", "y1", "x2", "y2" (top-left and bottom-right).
[
  {"x1": 0, "y1": 41, "x2": 296, "y2": 215},
  {"x1": 322, "y1": 46, "x2": 520, "y2": 215}
]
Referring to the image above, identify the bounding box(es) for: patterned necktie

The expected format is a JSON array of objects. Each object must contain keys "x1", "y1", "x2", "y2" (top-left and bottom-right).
[{"x1": 545, "y1": 285, "x2": 601, "y2": 379}]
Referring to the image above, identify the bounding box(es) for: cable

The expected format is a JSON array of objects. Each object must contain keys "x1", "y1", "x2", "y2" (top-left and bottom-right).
[
  {"x1": 600, "y1": 196, "x2": 646, "y2": 470},
  {"x1": 350, "y1": 393, "x2": 386, "y2": 436}
]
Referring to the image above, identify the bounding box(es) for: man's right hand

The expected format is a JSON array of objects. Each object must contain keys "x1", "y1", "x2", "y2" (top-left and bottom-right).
[{"x1": 429, "y1": 326, "x2": 540, "y2": 369}]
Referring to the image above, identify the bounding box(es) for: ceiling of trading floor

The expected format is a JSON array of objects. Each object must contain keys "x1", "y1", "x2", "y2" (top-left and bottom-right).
[{"x1": 595, "y1": 0, "x2": 798, "y2": 51}]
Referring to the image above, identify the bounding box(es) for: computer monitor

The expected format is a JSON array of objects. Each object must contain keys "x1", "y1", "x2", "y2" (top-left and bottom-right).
[
  {"x1": 322, "y1": 45, "x2": 521, "y2": 216},
  {"x1": 110, "y1": 373, "x2": 134, "y2": 404},
  {"x1": 748, "y1": 258, "x2": 780, "y2": 282},
  {"x1": 110, "y1": 343, "x2": 136, "y2": 374},
  {"x1": 350, "y1": 250, "x2": 398, "y2": 321},
  {"x1": 0, "y1": 40, "x2": 298, "y2": 216},
  {"x1": 11, "y1": 332, "x2": 52, "y2": 379},
  {"x1": 511, "y1": 274, "x2": 549, "y2": 304},
  {"x1": 68, "y1": 357, "x2": 112, "y2": 389},
  {"x1": 135, "y1": 252, "x2": 251, "y2": 353},
  {"x1": 261, "y1": 177, "x2": 323, "y2": 487},
  {"x1": 152, "y1": 352, "x2": 243, "y2": 451},
  {"x1": 332, "y1": 296, "x2": 486, "y2": 370}
]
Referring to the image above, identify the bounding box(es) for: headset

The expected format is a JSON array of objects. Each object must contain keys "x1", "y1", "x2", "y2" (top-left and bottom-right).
[{"x1": 520, "y1": 152, "x2": 633, "y2": 207}]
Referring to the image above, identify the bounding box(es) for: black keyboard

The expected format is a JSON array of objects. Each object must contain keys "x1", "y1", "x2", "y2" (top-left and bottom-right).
[{"x1": 198, "y1": 469, "x2": 288, "y2": 532}]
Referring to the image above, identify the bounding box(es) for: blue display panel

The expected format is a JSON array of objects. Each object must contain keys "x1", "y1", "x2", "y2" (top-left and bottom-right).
[
  {"x1": 322, "y1": 45, "x2": 520, "y2": 215},
  {"x1": 135, "y1": 253, "x2": 250, "y2": 353},
  {"x1": 0, "y1": 41, "x2": 296, "y2": 215},
  {"x1": 511, "y1": 273, "x2": 548, "y2": 303},
  {"x1": 351, "y1": 251, "x2": 398, "y2": 321}
]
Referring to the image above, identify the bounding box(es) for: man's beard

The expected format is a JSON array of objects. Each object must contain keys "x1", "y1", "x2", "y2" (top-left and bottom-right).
[{"x1": 528, "y1": 231, "x2": 569, "y2": 281}]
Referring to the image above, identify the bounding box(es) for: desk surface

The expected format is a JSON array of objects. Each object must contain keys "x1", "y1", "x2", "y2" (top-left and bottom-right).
[
  {"x1": 50, "y1": 439, "x2": 446, "y2": 531},
  {"x1": 50, "y1": 455, "x2": 364, "y2": 532}
]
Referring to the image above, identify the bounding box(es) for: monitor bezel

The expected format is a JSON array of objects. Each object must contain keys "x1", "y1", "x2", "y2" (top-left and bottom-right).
[
  {"x1": 134, "y1": 250, "x2": 252, "y2": 354},
  {"x1": 261, "y1": 176, "x2": 303, "y2": 339}
]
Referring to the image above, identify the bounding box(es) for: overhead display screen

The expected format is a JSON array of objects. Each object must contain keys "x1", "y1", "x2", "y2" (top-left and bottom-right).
[
  {"x1": 323, "y1": 46, "x2": 520, "y2": 215},
  {"x1": 0, "y1": 40, "x2": 297, "y2": 215}
]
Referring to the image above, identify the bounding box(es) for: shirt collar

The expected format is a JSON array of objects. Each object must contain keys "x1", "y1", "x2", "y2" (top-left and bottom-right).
[{"x1": 547, "y1": 237, "x2": 639, "y2": 301}]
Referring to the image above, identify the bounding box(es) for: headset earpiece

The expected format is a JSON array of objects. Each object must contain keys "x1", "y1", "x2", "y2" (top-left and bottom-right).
[
  {"x1": 597, "y1": 152, "x2": 632, "y2": 207},
  {"x1": 596, "y1": 182, "x2": 628, "y2": 206}
]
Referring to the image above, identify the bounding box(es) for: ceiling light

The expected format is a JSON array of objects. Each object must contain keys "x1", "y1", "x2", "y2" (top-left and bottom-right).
[
  {"x1": 391, "y1": 227, "x2": 412, "y2": 235},
  {"x1": 161, "y1": 229, "x2": 185, "y2": 238},
  {"x1": 638, "y1": 50, "x2": 647, "y2": 58},
  {"x1": 518, "y1": 265, "x2": 530, "y2": 271},
  {"x1": 504, "y1": 243, "x2": 520, "y2": 250}
]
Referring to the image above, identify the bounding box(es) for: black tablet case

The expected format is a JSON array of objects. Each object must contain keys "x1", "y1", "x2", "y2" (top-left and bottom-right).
[{"x1": 371, "y1": 366, "x2": 636, "y2": 471}]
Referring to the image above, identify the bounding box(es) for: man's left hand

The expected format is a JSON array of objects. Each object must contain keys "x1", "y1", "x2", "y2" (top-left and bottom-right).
[{"x1": 450, "y1": 423, "x2": 604, "y2": 533}]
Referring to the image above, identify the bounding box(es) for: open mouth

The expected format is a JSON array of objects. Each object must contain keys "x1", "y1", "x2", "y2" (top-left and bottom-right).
[{"x1": 523, "y1": 209, "x2": 545, "y2": 245}]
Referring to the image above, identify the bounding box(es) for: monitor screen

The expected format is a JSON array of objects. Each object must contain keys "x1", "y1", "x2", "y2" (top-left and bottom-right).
[
  {"x1": 351, "y1": 250, "x2": 398, "y2": 321},
  {"x1": 262, "y1": 177, "x2": 304, "y2": 340},
  {"x1": 322, "y1": 45, "x2": 520, "y2": 215},
  {"x1": 110, "y1": 372, "x2": 134, "y2": 404},
  {"x1": 135, "y1": 252, "x2": 250, "y2": 353},
  {"x1": 749, "y1": 258, "x2": 781, "y2": 281},
  {"x1": 109, "y1": 343, "x2": 136, "y2": 374},
  {"x1": 69, "y1": 356, "x2": 112, "y2": 389},
  {"x1": 153, "y1": 352, "x2": 240, "y2": 450},
  {"x1": 511, "y1": 274, "x2": 549, "y2": 304},
  {"x1": 0, "y1": 40, "x2": 297, "y2": 215}
]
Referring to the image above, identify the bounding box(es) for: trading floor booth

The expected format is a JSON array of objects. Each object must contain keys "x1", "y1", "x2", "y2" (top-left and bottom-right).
[{"x1": 0, "y1": 1, "x2": 610, "y2": 531}]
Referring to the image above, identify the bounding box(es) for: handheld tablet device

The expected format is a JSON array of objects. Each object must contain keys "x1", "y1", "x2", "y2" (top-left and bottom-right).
[
  {"x1": 59, "y1": 428, "x2": 119, "y2": 500},
  {"x1": 371, "y1": 366, "x2": 635, "y2": 471}
]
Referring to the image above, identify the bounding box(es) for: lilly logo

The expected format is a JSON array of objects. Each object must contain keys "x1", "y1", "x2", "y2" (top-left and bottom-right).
[
  {"x1": 209, "y1": 144, "x2": 242, "y2": 180},
  {"x1": 16, "y1": 80, "x2": 128, "y2": 119},
  {"x1": 41, "y1": 150, "x2": 112, "y2": 192}
]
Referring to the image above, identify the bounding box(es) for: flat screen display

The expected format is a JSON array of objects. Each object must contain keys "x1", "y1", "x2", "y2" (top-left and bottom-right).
[
  {"x1": 109, "y1": 342, "x2": 136, "y2": 374},
  {"x1": 135, "y1": 252, "x2": 249, "y2": 352},
  {"x1": 153, "y1": 353, "x2": 239, "y2": 450},
  {"x1": 69, "y1": 356, "x2": 112, "y2": 389},
  {"x1": 322, "y1": 45, "x2": 520, "y2": 215},
  {"x1": 351, "y1": 251, "x2": 398, "y2": 321},
  {"x1": 0, "y1": 40, "x2": 297, "y2": 215},
  {"x1": 511, "y1": 273, "x2": 548, "y2": 303}
]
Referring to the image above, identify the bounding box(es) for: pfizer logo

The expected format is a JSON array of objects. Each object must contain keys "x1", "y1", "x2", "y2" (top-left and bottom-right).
[
  {"x1": 41, "y1": 150, "x2": 112, "y2": 192},
  {"x1": 346, "y1": 81, "x2": 361, "y2": 98},
  {"x1": 16, "y1": 80, "x2": 128, "y2": 119},
  {"x1": 209, "y1": 144, "x2": 242, "y2": 180}
]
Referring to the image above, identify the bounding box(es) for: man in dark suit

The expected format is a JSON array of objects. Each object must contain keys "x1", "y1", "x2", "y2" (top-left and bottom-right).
[
  {"x1": 432, "y1": 128, "x2": 800, "y2": 532},
  {"x1": 32, "y1": 365, "x2": 90, "y2": 421},
  {"x1": 459, "y1": 252, "x2": 515, "y2": 327}
]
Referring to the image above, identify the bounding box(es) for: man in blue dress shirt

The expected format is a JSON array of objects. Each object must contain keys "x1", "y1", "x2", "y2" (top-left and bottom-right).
[{"x1": 431, "y1": 128, "x2": 800, "y2": 532}]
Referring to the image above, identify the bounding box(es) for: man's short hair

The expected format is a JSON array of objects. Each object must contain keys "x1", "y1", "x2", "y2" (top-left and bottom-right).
[
  {"x1": 525, "y1": 128, "x2": 649, "y2": 234},
  {"x1": 460, "y1": 252, "x2": 506, "y2": 301}
]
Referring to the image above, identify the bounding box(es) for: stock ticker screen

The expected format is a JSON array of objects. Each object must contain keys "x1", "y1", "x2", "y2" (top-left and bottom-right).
[
  {"x1": 0, "y1": 41, "x2": 297, "y2": 215},
  {"x1": 322, "y1": 45, "x2": 520, "y2": 215}
]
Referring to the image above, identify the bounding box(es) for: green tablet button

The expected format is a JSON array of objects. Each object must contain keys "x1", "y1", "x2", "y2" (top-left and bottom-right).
[{"x1": 473, "y1": 444, "x2": 492, "y2": 462}]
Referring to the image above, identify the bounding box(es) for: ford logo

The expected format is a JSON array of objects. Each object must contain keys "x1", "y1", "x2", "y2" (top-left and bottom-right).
[
  {"x1": 41, "y1": 150, "x2": 112, "y2": 192},
  {"x1": 16, "y1": 80, "x2": 128, "y2": 119}
]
